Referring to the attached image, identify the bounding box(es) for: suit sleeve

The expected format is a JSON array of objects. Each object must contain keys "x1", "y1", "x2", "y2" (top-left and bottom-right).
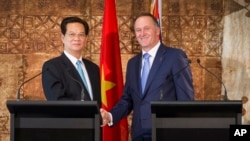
[
  {"x1": 42, "y1": 61, "x2": 70, "y2": 100},
  {"x1": 172, "y1": 50, "x2": 194, "y2": 100}
]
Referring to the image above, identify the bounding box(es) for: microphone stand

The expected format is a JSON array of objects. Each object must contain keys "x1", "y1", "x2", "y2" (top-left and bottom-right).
[
  {"x1": 16, "y1": 72, "x2": 42, "y2": 101},
  {"x1": 160, "y1": 59, "x2": 191, "y2": 100},
  {"x1": 197, "y1": 58, "x2": 228, "y2": 100},
  {"x1": 67, "y1": 69, "x2": 86, "y2": 101}
]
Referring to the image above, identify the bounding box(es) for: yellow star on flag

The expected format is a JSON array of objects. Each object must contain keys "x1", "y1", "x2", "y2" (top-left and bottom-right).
[{"x1": 101, "y1": 67, "x2": 116, "y2": 107}]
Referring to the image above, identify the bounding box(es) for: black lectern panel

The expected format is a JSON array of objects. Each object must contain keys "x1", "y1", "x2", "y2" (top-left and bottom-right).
[
  {"x1": 6, "y1": 100, "x2": 100, "y2": 141},
  {"x1": 151, "y1": 100, "x2": 242, "y2": 141}
]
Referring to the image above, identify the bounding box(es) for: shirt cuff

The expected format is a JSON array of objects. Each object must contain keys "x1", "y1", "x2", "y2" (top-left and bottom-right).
[{"x1": 107, "y1": 112, "x2": 113, "y2": 126}]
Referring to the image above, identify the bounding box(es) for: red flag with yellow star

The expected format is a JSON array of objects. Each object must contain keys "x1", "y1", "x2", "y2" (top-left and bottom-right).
[{"x1": 100, "y1": 0, "x2": 128, "y2": 141}]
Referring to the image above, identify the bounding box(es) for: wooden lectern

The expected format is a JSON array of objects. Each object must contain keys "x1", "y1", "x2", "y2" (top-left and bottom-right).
[
  {"x1": 151, "y1": 100, "x2": 242, "y2": 141},
  {"x1": 6, "y1": 100, "x2": 100, "y2": 141}
]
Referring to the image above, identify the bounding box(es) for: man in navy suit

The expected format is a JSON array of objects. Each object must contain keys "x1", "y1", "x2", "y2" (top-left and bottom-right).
[
  {"x1": 100, "y1": 13, "x2": 194, "y2": 141},
  {"x1": 42, "y1": 16, "x2": 101, "y2": 106}
]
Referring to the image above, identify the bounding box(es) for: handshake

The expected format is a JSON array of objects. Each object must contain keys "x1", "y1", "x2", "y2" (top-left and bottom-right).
[{"x1": 100, "y1": 108, "x2": 112, "y2": 127}]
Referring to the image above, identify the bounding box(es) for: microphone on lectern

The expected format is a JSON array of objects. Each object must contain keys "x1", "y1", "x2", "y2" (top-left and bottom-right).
[
  {"x1": 66, "y1": 69, "x2": 85, "y2": 101},
  {"x1": 160, "y1": 59, "x2": 191, "y2": 100},
  {"x1": 165, "y1": 59, "x2": 192, "y2": 80},
  {"x1": 197, "y1": 58, "x2": 228, "y2": 100},
  {"x1": 16, "y1": 72, "x2": 42, "y2": 100}
]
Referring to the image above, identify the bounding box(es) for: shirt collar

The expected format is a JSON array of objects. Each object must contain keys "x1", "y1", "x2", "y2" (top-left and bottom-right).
[
  {"x1": 64, "y1": 50, "x2": 82, "y2": 66},
  {"x1": 142, "y1": 41, "x2": 161, "y2": 58}
]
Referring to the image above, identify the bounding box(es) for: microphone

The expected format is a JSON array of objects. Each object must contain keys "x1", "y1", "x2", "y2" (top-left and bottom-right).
[
  {"x1": 17, "y1": 72, "x2": 42, "y2": 101},
  {"x1": 66, "y1": 69, "x2": 85, "y2": 101},
  {"x1": 166, "y1": 59, "x2": 192, "y2": 80},
  {"x1": 197, "y1": 58, "x2": 228, "y2": 100},
  {"x1": 160, "y1": 59, "x2": 191, "y2": 100}
]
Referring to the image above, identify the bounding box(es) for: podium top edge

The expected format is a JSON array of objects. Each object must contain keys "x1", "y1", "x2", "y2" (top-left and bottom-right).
[
  {"x1": 151, "y1": 100, "x2": 242, "y2": 105},
  {"x1": 6, "y1": 100, "x2": 100, "y2": 115},
  {"x1": 6, "y1": 100, "x2": 98, "y2": 106},
  {"x1": 151, "y1": 100, "x2": 243, "y2": 116}
]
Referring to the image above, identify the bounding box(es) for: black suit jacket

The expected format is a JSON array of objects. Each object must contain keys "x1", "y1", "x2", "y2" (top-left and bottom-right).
[{"x1": 42, "y1": 53, "x2": 101, "y2": 106}]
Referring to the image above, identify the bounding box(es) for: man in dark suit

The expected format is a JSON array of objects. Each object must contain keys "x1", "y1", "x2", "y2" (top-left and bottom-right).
[
  {"x1": 42, "y1": 16, "x2": 101, "y2": 105},
  {"x1": 100, "y1": 13, "x2": 194, "y2": 141}
]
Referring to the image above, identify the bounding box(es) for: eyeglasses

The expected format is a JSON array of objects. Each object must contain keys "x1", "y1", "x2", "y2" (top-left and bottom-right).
[{"x1": 66, "y1": 33, "x2": 86, "y2": 39}]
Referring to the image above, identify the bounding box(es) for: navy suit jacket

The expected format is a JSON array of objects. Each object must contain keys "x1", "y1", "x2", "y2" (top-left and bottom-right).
[
  {"x1": 42, "y1": 53, "x2": 101, "y2": 106},
  {"x1": 110, "y1": 44, "x2": 194, "y2": 139}
]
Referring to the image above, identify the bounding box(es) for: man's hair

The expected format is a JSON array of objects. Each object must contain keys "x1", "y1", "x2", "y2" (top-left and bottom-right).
[
  {"x1": 131, "y1": 12, "x2": 159, "y2": 32},
  {"x1": 60, "y1": 16, "x2": 89, "y2": 35}
]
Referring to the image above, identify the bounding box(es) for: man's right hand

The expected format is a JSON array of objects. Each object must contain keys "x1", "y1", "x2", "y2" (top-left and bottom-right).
[{"x1": 100, "y1": 108, "x2": 111, "y2": 127}]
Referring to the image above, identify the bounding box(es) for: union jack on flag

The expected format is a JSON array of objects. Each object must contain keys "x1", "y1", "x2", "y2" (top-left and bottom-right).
[{"x1": 150, "y1": 0, "x2": 162, "y2": 41}]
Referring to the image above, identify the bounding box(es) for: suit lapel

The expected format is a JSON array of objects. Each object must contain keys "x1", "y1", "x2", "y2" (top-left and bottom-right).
[
  {"x1": 81, "y1": 59, "x2": 93, "y2": 100},
  {"x1": 61, "y1": 53, "x2": 91, "y2": 100},
  {"x1": 143, "y1": 45, "x2": 166, "y2": 97},
  {"x1": 133, "y1": 54, "x2": 144, "y2": 97},
  {"x1": 61, "y1": 53, "x2": 79, "y2": 80}
]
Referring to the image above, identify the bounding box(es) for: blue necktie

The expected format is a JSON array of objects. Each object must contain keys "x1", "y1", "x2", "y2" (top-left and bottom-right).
[
  {"x1": 141, "y1": 53, "x2": 151, "y2": 93},
  {"x1": 76, "y1": 60, "x2": 89, "y2": 94}
]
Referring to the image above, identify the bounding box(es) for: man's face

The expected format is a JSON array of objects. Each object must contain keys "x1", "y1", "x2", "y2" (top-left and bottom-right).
[
  {"x1": 134, "y1": 16, "x2": 160, "y2": 51},
  {"x1": 61, "y1": 22, "x2": 87, "y2": 54}
]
